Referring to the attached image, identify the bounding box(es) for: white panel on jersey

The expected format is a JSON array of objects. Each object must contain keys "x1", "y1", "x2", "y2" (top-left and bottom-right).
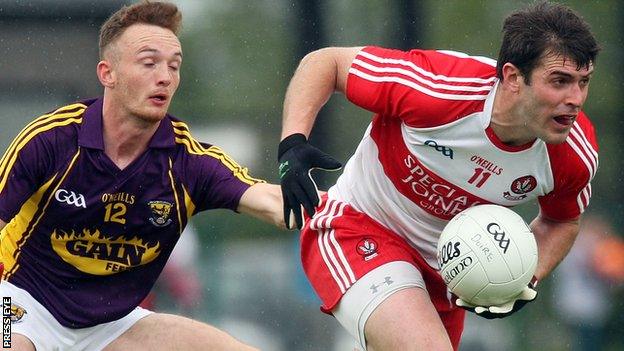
[
  {"x1": 329, "y1": 126, "x2": 448, "y2": 268},
  {"x1": 329, "y1": 82, "x2": 556, "y2": 269}
]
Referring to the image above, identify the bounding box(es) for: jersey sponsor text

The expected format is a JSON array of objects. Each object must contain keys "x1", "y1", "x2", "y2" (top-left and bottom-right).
[
  {"x1": 400, "y1": 154, "x2": 482, "y2": 219},
  {"x1": 51, "y1": 229, "x2": 161, "y2": 275}
]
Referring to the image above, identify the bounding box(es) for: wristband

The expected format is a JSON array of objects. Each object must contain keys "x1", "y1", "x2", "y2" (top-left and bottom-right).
[
  {"x1": 530, "y1": 275, "x2": 539, "y2": 288},
  {"x1": 278, "y1": 133, "x2": 307, "y2": 159}
]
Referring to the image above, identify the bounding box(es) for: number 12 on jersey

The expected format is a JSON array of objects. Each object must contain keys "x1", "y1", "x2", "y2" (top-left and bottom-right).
[
  {"x1": 104, "y1": 202, "x2": 127, "y2": 224},
  {"x1": 467, "y1": 168, "x2": 492, "y2": 188}
]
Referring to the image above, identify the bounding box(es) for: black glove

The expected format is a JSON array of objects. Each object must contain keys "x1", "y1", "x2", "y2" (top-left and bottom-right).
[
  {"x1": 278, "y1": 133, "x2": 342, "y2": 229},
  {"x1": 456, "y1": 277, "x2": 538, "y2": 319}
]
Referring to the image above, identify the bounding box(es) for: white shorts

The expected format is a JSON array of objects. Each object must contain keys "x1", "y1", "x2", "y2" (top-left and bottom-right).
[
  {"x1": 0, "y1": 281, "x2": 152, "y2": 351},
  {"x1": 302, "y1": 197, "x2": 465, "y2": 350},
  {"x1": 332, "y1": 261, "x2": 426, "y2": 350}
]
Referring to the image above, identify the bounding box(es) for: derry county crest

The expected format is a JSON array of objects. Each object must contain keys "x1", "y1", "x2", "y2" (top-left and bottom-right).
[
  {"x1": 356, "y1": 238, "x2": 379, "y2": 261},
  {"x1": 503, "y1": 175, "x2": 537, "y2": 201}
]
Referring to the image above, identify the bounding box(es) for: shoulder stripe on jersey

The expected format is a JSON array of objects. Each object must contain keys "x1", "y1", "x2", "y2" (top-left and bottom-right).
[
  {"x1": 172, "y1": 133, "x2": 202, "y2": 155},
  {"x1": 352, "y1": 58, "x2": 493, "y2": 93},
  {"x1": 171, "y1": 121, "x2": 264, "y2": 185},
  {"x1": 357, "y1": 50, "x2": 497, "y2": 84},
  {"x1": 4, "y1": 149, "x2": 81, "y2": 280},
  {"x1": 0, "y1": 103, "x2": 87, "y2": 164},
  {"x1": 170, "y1": 121, "x2": 205, "y2": 154},
  {"x1": 182, "y1": 185, "x2": 196, "y2": 220},
  {"x1": 167, "y1": 157, "x2": 183, "y2": 234},
  {"x1": 0, "y1": 103, "x2": 85, "y2": 169},
  {"x1": 0, "y1": 103, "x2": 85, "y2": 171},
  {"x1": 349, "y1": 68, "x2": 491, "y2": 101},
  {"x1": 571, "y1": 123, "x2": 598, "y2": 159},
  {"x1": 566, "y1": 122, "x2": 598, "y2": 179},
  {"x1": 569, "y1": 127, "x2": 598, "y2": 176},
  {"x1": 0, "y1": 113, "x2": 84, "y2": 194},
  {"x1": 577, "y1": 183, "x2": 591, "y2": 213},
  {"x1": 436, "y1": 50, "x2": 497, "y2": 67},
  {"x1": 566, "y1": 137, "x2": 596, "y2": 179}
]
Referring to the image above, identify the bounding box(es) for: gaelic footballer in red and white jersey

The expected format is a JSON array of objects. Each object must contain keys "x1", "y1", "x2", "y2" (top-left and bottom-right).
[{"x1": 328, "y1": 46, "x2": 598, "y2": 268}]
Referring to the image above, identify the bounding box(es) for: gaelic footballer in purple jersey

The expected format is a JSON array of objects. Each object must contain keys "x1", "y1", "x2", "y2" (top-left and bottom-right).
[{"x1": 0, "y1": 98, "x2": 263, "y2": 328}]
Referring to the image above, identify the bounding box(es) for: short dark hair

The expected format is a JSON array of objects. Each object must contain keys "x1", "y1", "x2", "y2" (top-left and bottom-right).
[
  {"x1": 496, "y1": 1, "x2": 600, "y2": 84},
  {"x1": 99, "y1": 1, "x2": 182, "y2": 59}
]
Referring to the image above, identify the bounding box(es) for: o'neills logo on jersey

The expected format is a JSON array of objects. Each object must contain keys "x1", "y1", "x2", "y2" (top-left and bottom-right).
[
  {"x1": 470, "y1": 155, "x2": 503, "y2": 175},
  {"x1": 400, "y1": 154, "x2": 484, "y2": 220},
  {"x1": 101, "y1": 192, "x2": 135, "y2": 205},
  {"x1": 503, "y1": 175, "x2": 537, "y2": 201},
  {"x1": 51, "y1": 229, "x2": 161, "y2": 275}
]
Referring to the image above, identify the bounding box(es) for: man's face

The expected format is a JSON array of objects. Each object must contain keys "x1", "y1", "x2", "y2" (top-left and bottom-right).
[
  {"x1": 517, "y1": 53, "x2": 593, "y2": 145},
  {"x1": 106, "y1": 23, "x2": 182, "y2": 123}
]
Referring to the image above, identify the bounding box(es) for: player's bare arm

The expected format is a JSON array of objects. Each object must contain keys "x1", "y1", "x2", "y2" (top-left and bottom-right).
[
  {"x1": 281, "y1": 47, "x2": 362, "y2": 139},
  {"x1": 278, "y1": 47, "x2": 362, "y2": 228},
  {"x1": 237, "y1": 183, "x2": 286, "y2": 229},
  {"x1": 530, "y1": 213, "x2": 581, "y2": 281},
  {"x1": 0, "y1": 219, "x2": 6, "y2": 231}
]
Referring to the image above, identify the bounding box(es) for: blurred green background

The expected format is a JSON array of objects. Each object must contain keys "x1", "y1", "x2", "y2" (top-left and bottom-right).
[{"x1": 1, "y1": 1, "x2": 622, "y2": 350}]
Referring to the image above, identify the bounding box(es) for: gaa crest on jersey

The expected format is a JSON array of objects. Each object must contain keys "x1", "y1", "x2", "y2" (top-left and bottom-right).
[
  {"x1": 9, "y1": 303, "x2": 27, "y2": 323},
  {"x1": 356, "y1": 238, "x2": 379, "y2": 261},
  {"x1": 148, "y1": 200, "x2": 173, "y2": 227},
  {"x1": 424, "y1": 140, "x2": 454, "y2": 159},
  {"x1": 54, "y1": 188, "x2": 87, "y2": 208},
  {"x1": 503, "y1": 175, "x2": 537, "y2": 201}
]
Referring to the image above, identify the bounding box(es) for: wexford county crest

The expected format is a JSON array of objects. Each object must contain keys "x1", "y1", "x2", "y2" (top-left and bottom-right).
[
  {"x1": 9, "y1": 303, "x2": 27, "y2": 323},
  {"x1": 148, "y1": 200, "x2": 173, "y2": 227}
]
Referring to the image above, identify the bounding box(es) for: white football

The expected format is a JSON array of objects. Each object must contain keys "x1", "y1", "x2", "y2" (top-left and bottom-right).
[{"x1": 436, "y1": 204, "x2": 538, "y2": 306}]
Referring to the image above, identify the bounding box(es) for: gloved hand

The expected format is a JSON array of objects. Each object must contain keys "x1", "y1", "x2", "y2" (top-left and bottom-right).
[
  {"x1": 456, "y1": 277, "x2": 538, "y2": 319},
  {"x1": 278, "y1": 133, "x2": 341, "y2": 229}
]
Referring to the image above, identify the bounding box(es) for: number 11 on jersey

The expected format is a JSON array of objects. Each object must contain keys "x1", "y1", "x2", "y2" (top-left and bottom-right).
[{"x1": 467, "y1": 168, "x2": 492, "y2": 188}]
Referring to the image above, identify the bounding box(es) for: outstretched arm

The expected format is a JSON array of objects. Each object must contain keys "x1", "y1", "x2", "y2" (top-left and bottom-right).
[
  {"x1": 237, "y1": 183, "x2": 286, "y2": 229},
  {"x1": 281, "y1": 47, "x2": 363, "y2": 139},
  {"x1": 0, "y1": 219, "x2": 5, "y2": 231}
]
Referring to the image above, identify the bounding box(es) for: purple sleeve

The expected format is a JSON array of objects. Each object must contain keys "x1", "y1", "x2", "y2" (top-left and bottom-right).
[
  {"x1": 0, "y1": 134, "x2": 53, "y2": 222},
  {"x1": 181, "y1": 146, "x2": 263, "y2": 213}
]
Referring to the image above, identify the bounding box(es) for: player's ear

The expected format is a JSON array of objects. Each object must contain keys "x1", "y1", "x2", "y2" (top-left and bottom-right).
[
  {"x1": 97, "y1": 60, "x2": 116, "y2": 88},
  {"x1": 501, "y1": 63, "x2": 523, "y2": 93}
]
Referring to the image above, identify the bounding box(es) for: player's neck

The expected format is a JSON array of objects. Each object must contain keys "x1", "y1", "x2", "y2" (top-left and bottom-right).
[
  {"x1": 490, "y1": 87, "x2": 536, "y2": 146},
  {"x1": 102, "y1": 99, "x2": 160, "y2": 170}
]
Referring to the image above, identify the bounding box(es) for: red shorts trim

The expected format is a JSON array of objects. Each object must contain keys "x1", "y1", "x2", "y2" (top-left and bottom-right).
[{"x1": 301, "y1": 195, "x2": 465, "y2": 347}]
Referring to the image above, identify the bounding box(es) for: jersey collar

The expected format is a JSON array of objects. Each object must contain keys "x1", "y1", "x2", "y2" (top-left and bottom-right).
[{"x1": 78, "y1": 97, "x2": 176, "y2": 150}]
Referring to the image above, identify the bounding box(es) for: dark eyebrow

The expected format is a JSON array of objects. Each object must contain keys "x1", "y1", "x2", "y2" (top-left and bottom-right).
[
  {"x1": 549, "y1": 69, "x2": 593, "y2": 79},
  {"x1": 549, "y1": 70, "x2": 573, "y2": 78}
]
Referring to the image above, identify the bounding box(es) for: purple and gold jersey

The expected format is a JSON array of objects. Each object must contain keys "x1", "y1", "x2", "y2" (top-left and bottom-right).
[{"x1": 0, "y1": 98, "x2": 263, "y2": 328}]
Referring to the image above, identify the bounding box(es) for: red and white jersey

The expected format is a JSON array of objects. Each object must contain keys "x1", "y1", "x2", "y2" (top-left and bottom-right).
[{"x1": 328, "y1": 46, "x2": 599, "y2": 267}]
